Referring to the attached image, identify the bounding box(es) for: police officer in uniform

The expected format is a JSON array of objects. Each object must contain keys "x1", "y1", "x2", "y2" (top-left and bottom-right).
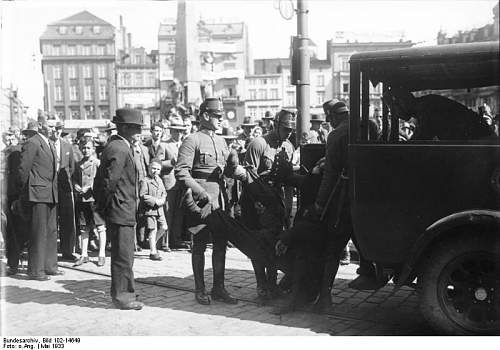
[
  {"x1": 175, "y1": 97, "x2": 238, "y2": 306},
  {"x1": 242, "y1": 109, "x2": 296, "y2": 300}
]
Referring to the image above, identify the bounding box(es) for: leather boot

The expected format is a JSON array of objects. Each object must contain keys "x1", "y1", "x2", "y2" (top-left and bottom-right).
[
  {"x1": 211, "y1": 245, "x2": 238, "y2": 304},
  {"x1": 252, "y1": 260, "x2": 269, "y2": 300},
  {"x1": 314, "y1": 259, "x2": 340, "y2": 314},
  {"x1": 192, "y1": 253, "x2": 210, "y2": 305}
]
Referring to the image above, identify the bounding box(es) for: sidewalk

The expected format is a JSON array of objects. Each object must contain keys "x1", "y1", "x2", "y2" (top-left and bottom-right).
[{"x1": 1, "y1": 248, "x2": 434, "y2": 335}]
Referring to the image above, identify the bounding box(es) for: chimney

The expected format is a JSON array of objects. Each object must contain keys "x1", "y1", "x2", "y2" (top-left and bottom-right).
[
  {"x1": 120, "y1": 15, "x2": 123, "y2": 27},
  {"x1": 128, "y1": 33, "x2": 132, "y2": 53}
]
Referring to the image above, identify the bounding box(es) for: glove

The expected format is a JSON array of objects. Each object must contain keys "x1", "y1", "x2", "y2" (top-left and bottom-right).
[{"x1": 196, "y1": 191, "x2": 210, "y2": 208}]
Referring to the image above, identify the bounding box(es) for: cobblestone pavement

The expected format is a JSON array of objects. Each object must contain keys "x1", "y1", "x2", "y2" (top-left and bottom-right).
[{"x1": 1, "y1": 248, "x2": 434, "y2": 336}]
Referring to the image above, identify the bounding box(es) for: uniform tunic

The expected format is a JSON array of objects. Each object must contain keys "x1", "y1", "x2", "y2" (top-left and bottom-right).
[{"x1": 175, "y1": 130, "x2": 229, "y2": 234}]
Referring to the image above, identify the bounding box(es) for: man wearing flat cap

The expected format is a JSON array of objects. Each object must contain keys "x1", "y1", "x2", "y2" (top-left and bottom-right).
[
  {"x1": 175, "y1": 97, "x2": 238, "y2": 306},
  {"x1": 313, "y1": 100, "x2": 384, "y2": 312},
  {"x1": 94, "y1": 108, "x2": 144, "y2": 310}
]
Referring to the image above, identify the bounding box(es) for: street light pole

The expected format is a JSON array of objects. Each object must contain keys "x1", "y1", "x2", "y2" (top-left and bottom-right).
[{"x1": 295, "y1": 0, "x2": 310, "y2": 145}]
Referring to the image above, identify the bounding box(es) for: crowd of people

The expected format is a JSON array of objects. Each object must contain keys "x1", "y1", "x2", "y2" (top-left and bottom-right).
[{"x1": 2, "y1": 91, "x2": 497, "y2": 312}]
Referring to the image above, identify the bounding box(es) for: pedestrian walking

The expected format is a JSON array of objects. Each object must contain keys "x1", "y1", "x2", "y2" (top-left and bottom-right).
[{"x1": 94, "y1": 108, "x2": 144, "y2": 310}]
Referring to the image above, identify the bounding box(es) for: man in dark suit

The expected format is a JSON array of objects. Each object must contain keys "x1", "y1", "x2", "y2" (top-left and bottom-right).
[
  {"x1": 94, "y1": 108, "x2": 144, "y2": 310},
  {"x1": 50, "y1": 121, "x2": 76, "y2": 261},
  {"x1": 18, "y1": 116, "x2": 62, "y2": 280}
]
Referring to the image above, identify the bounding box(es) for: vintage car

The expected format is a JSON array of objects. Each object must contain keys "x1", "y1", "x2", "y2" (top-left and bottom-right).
[{"x1": 347, "y1": 41, "x2": 499, "y2": 334}]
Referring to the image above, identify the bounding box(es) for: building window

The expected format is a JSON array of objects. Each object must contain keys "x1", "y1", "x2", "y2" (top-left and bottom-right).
[
  {"x1": 68, "y1": 65, "x2": 77, "y2": 79},
  {"x1": 148, "y1": 72, "x2": 156, "y2": 86},
  {"x1": 316, "y1": 91, "x2": 325, "y2": 105},
  {"x1": 287, "y1": 75, "x2": 291, "y2": 85},
  {"x1": 67, "y1": 45, "x2": 76, "y2": 55},
  {"x1": 54, "y1": 107, "x2": 65, "y2": 120},
  {"x1": 70, "y1": 108, "x2": 80, "y2": 120},
  {"x1": 342, "y1": 83, "x2": 349, "y2": 93},
  {"x1": 98, "y1": 65, "x2": 106, "y2": 78},
  {"x1": 96, "y1": 45, "x2": 105, "y2": 55},
  {"x1": 249, "y1": 89, "x2": 257, "y2": 100},
  {"x1": 123, "y1": 73, "x2": 131, "y2": 86},
  {"x1": 69, "y1": 83, "x2": 78, "y2": 101},
  {"x1": 75, "y1": 26, "x2": 83, "y2": 35},
  {"x1": 83, "y1": 65, "x2": 92, "y2": 78},
  {"x1": 99, "y1": 106, "x2": 110, "y2": 119},
  {"x1": 269, "y1": 88, "x2": 278, "y2": 100},
  {"x1": 135, "y1": 55, "x2": 143, "y2": 64},
  {"x1": 316, "y1": 75, "x2": 325, "y2": 87},
  {"x1": 54, "y1": 85, "x2": 63, "y2": 102},
  {"x1": 99, "y1": 83, "x2": 108, "y2": 101},
  {"x1": 53, "y1": 66, "x2": 61, "y2": 79},
  {"x1": 258, "y1": 89, "x2": 267, "y2": 100},
  {"x1": 82, "y1": 45, "x2": 91, "y2": 56},
  {"x1": 84, "y1": 84, "x2": 93, "y2": 101},
  {"x1": 92, "y1": 26, "x2": 100, "y2": 34},
  {"x1": 52, "y1": 45, "x2": 60, "y2": 56},
  {"x1": 341, "y1": 57, "x2": 349, "y2": 71},
  {"x1": 286, "y1": 91, "x2": 295, "y2": 106},
  {"x1": 248, "y1": 107, "x2": 257, "y2": 118},
  {"x1": 135, "y1": 73, "x2": 143, "y2": 86},
  {"x1": 85, "y1": 106, "x2": 96, "y2": 119},
  {"x1": 58, "y1": 26, "x2": 67, "y2": 34}
]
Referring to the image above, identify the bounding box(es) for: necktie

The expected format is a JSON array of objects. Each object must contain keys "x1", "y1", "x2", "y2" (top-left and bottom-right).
[{"x1": 49, "y1": 141, "x2": 59, "y2": 172}]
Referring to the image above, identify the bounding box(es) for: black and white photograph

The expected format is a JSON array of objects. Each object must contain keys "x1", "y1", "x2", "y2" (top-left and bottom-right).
[{"x1": 1, "y1": 0, "x2": 499, "y2": 342}]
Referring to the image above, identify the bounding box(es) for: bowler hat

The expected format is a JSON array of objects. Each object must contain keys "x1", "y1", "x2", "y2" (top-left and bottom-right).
[
  {"x1": 112, "y1": 108, "x2": 144, "y2": 126},
  {"x1": 310, "y1": 114, "x2": 325, "y2": 123},
  {"x1": 200, "y1": 97, "x2": 224, "y2": 116},
  {"x1": 241, "y1": 116, "x2": 257, "y2": 127},
  {"x1": 168, "y1": 116, "x2": 187, "y2": 130}
]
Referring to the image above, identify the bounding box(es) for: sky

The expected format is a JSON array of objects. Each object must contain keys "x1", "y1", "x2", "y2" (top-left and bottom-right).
[{"x1": 0, "y1": 0, "x2": 498, "y2": 115}]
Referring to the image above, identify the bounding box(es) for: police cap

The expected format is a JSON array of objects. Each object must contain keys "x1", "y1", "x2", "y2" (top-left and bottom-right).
[
  {"x1": 200, "y1": 97, "x2": 224, "y2": 116},
  {"x1": 276, "y1": 109, "x2": 296, "y2": 129}
]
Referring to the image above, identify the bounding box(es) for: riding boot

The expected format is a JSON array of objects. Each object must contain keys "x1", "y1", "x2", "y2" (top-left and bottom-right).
[
  {"x1": 314, "y1": 258, "x2": 340, "y2": 313},
  {"x1": 271, "y1": 256, "x2": 305, "y2": 315},
  {"x1": 211, "y1": 244, "x2": 238, "y2": 304},
  {"x1": 251, "y1": 260, "x2": 269, "y2": 300},
  {"x1": 192, "y1": 253, "x2": 210, "y2": 305}
]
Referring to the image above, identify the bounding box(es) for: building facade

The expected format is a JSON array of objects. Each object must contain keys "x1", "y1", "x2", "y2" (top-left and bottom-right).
[
  {"x1": 436, "y1": 2, "x2": 499, "y2": 114},
  {"x1": 244, "y1": 57, "x2": 331, "y2": 119},
  {"x1": 158, "y1": 18, "x2": 250, "y2": 122},
  {"x1": 327, "y1": 39, "x2": 413, "y2": 115},
  {"x1": 40, "y1": 11, "x2": 117, "y2": 130},
  {"x1": 0, "y1": 87, "x2": 29, "y2": 132}
]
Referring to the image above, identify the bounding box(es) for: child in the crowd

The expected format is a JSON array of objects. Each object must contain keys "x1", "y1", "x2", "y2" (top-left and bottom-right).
[
  {"x1": 73, "y1": 137, "x2": 106, "y2": 267},
  {"x1": 139, "y1": 159, "x2": 167, "y2": 261}
]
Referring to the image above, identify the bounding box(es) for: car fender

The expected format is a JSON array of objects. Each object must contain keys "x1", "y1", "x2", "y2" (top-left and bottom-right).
[{"x1": 396, "y1": 209, "x2": 500, "y2": 287}]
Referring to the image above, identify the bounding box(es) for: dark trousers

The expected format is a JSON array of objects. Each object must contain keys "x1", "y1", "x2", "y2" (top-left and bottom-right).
[
  {"x1": 6, "y1": 197, "x2": 30, "y2": 269},
  {"x1": 108, "y1": 223, "x2": 136, "y2": 304},
  {"x1": 166, "y1": 188, "x2": 185, "y2": 246},
  {"x1": 58, "y1": 192, "x2": 76, "y2": 256},
  {"x1": 191, "y1": 225, "x2": 228, "y2": 292},
  {"x1": 28, "y1": 202, "x2": 58, "y2": 277}
]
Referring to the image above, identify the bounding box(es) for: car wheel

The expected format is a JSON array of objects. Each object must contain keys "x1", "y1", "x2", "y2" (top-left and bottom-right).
[{"x1": 419, "y1": 233, "x2": 500, "y2": 335}]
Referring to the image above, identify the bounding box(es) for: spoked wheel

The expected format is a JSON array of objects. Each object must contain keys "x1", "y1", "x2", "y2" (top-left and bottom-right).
[{"x1": 419, "y1": 234, "x2": 500, "y2": 335}]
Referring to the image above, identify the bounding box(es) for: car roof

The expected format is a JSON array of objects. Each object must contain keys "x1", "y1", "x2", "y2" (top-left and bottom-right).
[{"x1": 350, "y1": 41, "x2": 499, "y2": 91}]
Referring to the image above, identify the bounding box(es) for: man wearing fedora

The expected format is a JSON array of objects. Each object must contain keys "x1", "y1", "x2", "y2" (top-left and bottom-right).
[
  {"x1": 161, "y1": 116, "x2": 189, "y2": 250},
  {"x1": 237, "y1": 116, "x2": 257, "y2": 151},
  {"x1": 18, "y1": 116, "x2": 62, "y2": 280},
  {"x1": 49, "y1": 120, "x2": 77, "y2": 262},
  {"x1": 94, "y1": 108, "x2": 144, "y2": 310},
  {"x1": 262, "y1": 111, "x2": 275, "y2": 135},
  {"x1": 175, "y1": 97, "x2": 238, "y2": 306}
]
